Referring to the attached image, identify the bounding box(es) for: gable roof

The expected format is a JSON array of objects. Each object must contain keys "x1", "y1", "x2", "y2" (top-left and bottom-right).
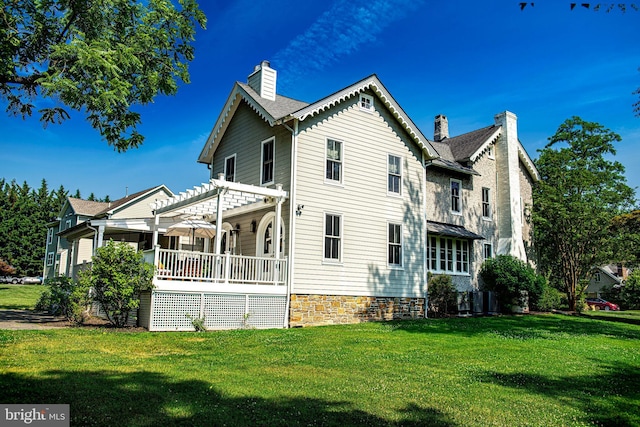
[
  {"x1": 198, "y1": 74, "x2": 439, "y2": 164},
  {"x1": 291, "y1": 75, "x2": 438, "y2": 159},
  {"x1": 443, "y1": 125, "x2": 501, "y2": 162},
  {"x1": 92, "y1": 185, "x2": 173, "y2": 218},
  {"x1": 66, "y1": 198, "x2": 109, "y2": 217}
]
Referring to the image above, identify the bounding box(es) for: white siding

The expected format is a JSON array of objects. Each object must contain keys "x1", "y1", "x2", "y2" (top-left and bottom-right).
[
  {"x1": 111, "y1": 189, "x2": 171, "y2": 219},
  {"x1": 292, "y1": 93, "x2": 426, "y2": 298}
]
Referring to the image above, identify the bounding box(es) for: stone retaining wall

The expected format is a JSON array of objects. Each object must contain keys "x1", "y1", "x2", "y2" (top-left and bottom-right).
[{"x1": 289, "y1": 294, "x2": 425, "y2": 327}]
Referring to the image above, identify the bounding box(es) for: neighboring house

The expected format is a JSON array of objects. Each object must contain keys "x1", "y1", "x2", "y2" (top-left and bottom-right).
[
  {"x1": 43, "y1": 186, "x2": 173, "y2": 280},
  {"x1": 586, "y1": 264, "x2": 630, "y2": 297},
  {"x1": 139, "y1": 61, "x2": 540, "y2": 331}
]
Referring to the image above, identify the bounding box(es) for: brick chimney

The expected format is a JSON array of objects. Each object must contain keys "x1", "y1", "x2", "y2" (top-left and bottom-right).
[
  {"x1": 434, "y1": 115, "x2": 449, "y2": 141},
  {"x1": 247, "y1": 60, "x2": 277, "y2": 101}
]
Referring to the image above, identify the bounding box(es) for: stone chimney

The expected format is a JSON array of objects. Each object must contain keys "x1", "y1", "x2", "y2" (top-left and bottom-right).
[
  {"x1": 494, "y1": 111, "x2": 527, "y2": 262},
  {"x1": 434, "y1": 114, "x2": 449, "y2": 141},
  {"x1": 247, "y1": 60, "x2": 277, "y2": 101}
]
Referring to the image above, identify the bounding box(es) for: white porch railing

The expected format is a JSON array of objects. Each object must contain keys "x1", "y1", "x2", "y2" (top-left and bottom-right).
[{"x1": 143, "y1": 248, "x2": 287, "y2": 286}]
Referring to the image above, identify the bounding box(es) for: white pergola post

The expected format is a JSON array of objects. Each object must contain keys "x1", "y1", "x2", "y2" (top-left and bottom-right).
[
  {"x1": 96, "y1": 225, "x2": 105, "y2": 250},
  {"x1": 214, "y1": 187, "x2": 225, "y2": 256},
  {"x1": 274, "y1": 184, "x2": 283, "y2": 260},
  {"x1": 152, "y1": 213, "x2": 160, "y2": 247}
]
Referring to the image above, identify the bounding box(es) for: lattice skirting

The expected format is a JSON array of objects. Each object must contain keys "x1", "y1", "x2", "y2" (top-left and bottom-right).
[{"x1": 144, "y1": 291, "x2": 287, "y2": 331}]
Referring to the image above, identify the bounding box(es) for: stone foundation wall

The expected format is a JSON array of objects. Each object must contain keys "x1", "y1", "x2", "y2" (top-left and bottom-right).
[{"x1": 289, "y1": 294, "x2": 425, "y2": 327}]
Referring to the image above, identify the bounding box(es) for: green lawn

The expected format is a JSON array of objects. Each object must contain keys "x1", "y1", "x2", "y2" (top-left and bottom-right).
[
  {"x1": 0, "y1": 284, "x2": 47, "y2": 309},
  {"x1": 0, "y1": 315, "x2": 638, "y2": 426}
]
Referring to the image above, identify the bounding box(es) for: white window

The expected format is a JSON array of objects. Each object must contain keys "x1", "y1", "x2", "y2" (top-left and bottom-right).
[
  {"x1": 65, "y1": 219, "x2": 72, "y2": 230},
  {"x1": 46, "y1": 252, "x2": 54, "y2": 266},
  {"x1": 482, "y1": 187, "x2": 491, "y2": 218},
  {"x1": 224, "y1": 155, "x2": 236, "y2": 182},
  {"x1": 427, "y1": 236, "x2": 470, "y2": 274},
  {"x1": 359, "y1": 93, "x2": 374, "y2": 112},
  {"x1": 483, "y1": 243, "x2": 493, "y2": 260},
  {"x1": 594, "y1": 272, "x2": 601, "y2": 282},
  {"x1": 261, "y1": 137, "x2": 275, "y2": 185},
  {"x1": 256, "y1": 213, "x2": 284, "y2": 256},
  {"x1": 388, "y1": 155, "x2": 402, "y2": 195},
  {"x1": 47, "y1": 228, "x2": 54, "y2": 245},
  {"x1": 450, "y1": 179, "x2": 462, "y2": 214},
  {"x1": 388, "y1": 223, "x2": 402, "y2": 266},
  {"x1": 487, "y1": 145, "x2": 495, "y2": 159},
  {"x1": 326, "y1": 139, "x2": 342, "y2": 183},
  {"x1": 324, "y1": 213, "x2": 342, "y2": 261}
]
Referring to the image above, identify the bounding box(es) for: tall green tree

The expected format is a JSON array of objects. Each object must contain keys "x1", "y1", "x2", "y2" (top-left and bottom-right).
[
  {"x1": 0, "y1": 0, "x2": 206, "y2": 151},
  {"x1": 533, "y1": 117, "x2": 636, "y2": 310},
  {"x1": 612, "y1": 209, "x2": 640, "y2": 267}
]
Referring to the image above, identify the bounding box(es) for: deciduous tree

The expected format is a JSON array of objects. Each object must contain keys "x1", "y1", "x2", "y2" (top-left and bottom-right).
[
  {"x1": 533, "y1": 117, "x2": 635, "y2": 310},
  {"x1": 0, "y1": 0, "x2": 206, "y2": 151}
]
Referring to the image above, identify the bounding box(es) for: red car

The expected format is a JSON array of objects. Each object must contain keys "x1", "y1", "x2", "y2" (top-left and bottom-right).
[{"x1": 586, "y1": 298, "x2": 620, "y2": 311}]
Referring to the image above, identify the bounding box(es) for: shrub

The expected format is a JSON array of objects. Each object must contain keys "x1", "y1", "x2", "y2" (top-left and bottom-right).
[
  {"x1": 480, "y1": 255, "x2": 545, "y2": 313},
  {"x1": 535, "y1": 285, "x2": 563, "y2": 312},
  {"x1": 428, "y1": 274, "x2": 457, "y2": 317},
  {"x1": 78, "y1": 240, "x2": 154, "y2": 327},
  {"x1": 35, "y1": 276, "x2": 90, "y2": 323}
]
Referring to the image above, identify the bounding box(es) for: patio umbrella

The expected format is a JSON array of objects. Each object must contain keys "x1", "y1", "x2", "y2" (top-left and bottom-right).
[{"x1": 166, "y1": 219, "x2": 217, "y2": 250}]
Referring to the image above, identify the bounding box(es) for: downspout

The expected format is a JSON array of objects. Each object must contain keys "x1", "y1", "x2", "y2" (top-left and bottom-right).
[
  {"x1": 283, "y1": 119, "x2": 298, "y2": 329},
  {"x1": 423, "y1": 153, "x2": 429, "y2": 319}
]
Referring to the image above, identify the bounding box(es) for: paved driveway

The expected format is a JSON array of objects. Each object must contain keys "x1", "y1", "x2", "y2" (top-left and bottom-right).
[{"x1": 0, "y1": 310, "x2": 69, "y2": 330}]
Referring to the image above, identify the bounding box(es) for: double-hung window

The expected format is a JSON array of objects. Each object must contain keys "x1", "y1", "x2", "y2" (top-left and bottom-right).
[
  {"x1": 450, "y1": 179, "x2": 461, "y2": 214},
  {"x1": 388, "y1": 223, "x2": 402, "y2": 266},
  {"x1": 482, "y1": 187, "x2": 491, "y2": 218},
  {"x1": 46, "y1": 252, "x2": 54, "y2": 266},
  {"x1": 47, "y1": 228, "x2": 53, "y2": 245},
  {"x1": 324, "y1": 213, "x2": 342, "y2": 261},
  {"x1": 224, "y1": 155, "x2": 236, "y2": 182},
  {"x1": 326, "y1": 139, "x2": 342, "y2": 183},
  {"x1": 483, "y1": 243, "x2": 493, "y2": 260},
  {"x1": 388, "y1": 155, "x2": 402, "y2": 195},
  {"x1": 261, "y1": 138, "x2": 274, "y2": 185}
]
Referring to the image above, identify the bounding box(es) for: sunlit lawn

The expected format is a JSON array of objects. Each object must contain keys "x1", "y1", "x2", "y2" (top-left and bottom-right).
[
  {"x1": 0, "y1": 284, "x2": 47, "y2": 309},
  {"x1": 1, "y1": 314, "x2": 638, "y2": 426}
]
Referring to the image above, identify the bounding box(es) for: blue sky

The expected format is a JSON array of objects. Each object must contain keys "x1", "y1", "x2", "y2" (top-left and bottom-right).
[{"x1": 1, "y1": 0, "x2": 639, "y2": 201}]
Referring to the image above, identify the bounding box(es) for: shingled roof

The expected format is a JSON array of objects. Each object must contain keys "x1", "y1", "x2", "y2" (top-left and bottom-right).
[
  {"x1": 443, "y1": 125, "x2": 501, "y2": 162},
  {"x1": 67, "y1": 198, "x2": 109, "y2": 216},
  {"x1": 237, "y1": 82, "x2": 309, "y2": 120}
]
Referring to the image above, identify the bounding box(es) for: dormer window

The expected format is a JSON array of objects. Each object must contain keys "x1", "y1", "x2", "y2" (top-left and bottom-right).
[
  {"x1": 487, "y1": 145, "x2": 495, "y2": 159},
  {"x1": 359, "y1": 94, "x2": 373, "y2": 112}
]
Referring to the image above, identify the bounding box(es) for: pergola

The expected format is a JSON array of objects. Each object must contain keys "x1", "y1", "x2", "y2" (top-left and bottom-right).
[{"x1": 151, "y1": 175, "x2": 289, "y2": 258}]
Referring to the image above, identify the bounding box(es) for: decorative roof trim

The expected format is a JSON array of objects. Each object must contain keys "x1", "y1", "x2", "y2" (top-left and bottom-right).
[
  {"x1": 198, "y1": 84, "x2": 277, "y2": 164},
  {"x1": 469, "y1": 127, "x2": 502, "y2": 162},
  {"x1": 517, "y1": 142, "x2": 540, "y2": 182},
  {"x1": 291, "y1": 75, "x2": 438, "y2": 159}
]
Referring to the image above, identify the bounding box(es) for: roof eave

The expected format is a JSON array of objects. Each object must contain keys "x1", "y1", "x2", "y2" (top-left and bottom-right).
[{"x1": 469, "y1": 127, "x2": 502, "y2": 162}]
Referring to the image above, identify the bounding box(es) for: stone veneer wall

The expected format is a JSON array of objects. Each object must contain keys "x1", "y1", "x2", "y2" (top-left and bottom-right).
[{"x1": 289, "y1": 294, "x2": 425, "y2": 327}]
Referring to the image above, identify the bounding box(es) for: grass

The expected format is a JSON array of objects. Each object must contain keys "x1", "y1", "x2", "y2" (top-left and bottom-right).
[
  {"x1": 581, "y1": 309, "x2": 640, "y2": 325},
  {"x1": 0, "y1": 315, "x2": 638, "y2": 426},
  {"x1": 0, "y1": 284, "x2": 47, "y2": 309}
]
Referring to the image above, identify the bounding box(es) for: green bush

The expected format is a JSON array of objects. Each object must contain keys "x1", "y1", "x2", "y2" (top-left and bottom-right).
[
  {"x1": 602, "y1": 270, "x2": 640, "y2": 310},
  {"x1": 480, "y1": 255, "x2": 546, "y2": 313},
  {"x1": 35, "y1": 276, "x2": 90, "y2": 323},
  {"x1": 535, "y1": 285, "x2": 563, "y2": 312},
  {"x1": 78, "y1": 240, "x2": 154, "y2": 327},
  {"x1": 428, "y1": 274, "x2": 457, "y2": 317}
]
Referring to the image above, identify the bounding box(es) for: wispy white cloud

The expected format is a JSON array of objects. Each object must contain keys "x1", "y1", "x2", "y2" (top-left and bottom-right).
[{"x1": 272, "y1": 0, "x2": 424, "y2": 90}]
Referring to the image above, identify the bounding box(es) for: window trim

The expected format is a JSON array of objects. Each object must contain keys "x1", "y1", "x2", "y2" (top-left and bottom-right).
[
  {"x1": 487, "y1": 144, "x2": 495, "y2": 159},
  {"x1": 260, "y1": 137, "x2": 275, "y2": 186},
  {"x1": 482, "y1": 187, "x2": 491, "y2": 219},
  {"x1": 224, "y1": 154, "x2": 236, "y2": 182},
  {"x1": 65, "y1": 219, "x2": 72, "y2": 230},
  {"x1": 387, "y1": 222, "x2": 403, "y2": 268},
  {"x1": 359, "y1": 93, "x2": 374, "y2": 112},
  {"x1": 46, "y1": 252, "x2": 54, "y2": 266},
  {"x1": 47, "y1": 228, "x2": 54, "y2": 245},
  {"x1": 450, "y1": 179, "x2": 462, "y2": 215},
  {"x1": 325, "y1": 138, "x2": 344, "y2": 185},
  {"x1": 387, "y1": 154, "x2": 402, "y2": 196},
  {"x1": 323, "y1": 212, "x2": 343, "y2": 263}
]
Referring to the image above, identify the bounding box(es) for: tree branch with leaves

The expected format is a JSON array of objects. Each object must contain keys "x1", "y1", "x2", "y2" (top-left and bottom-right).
[{"x1": 0, "y1": 0, "x2": 206, "y2": 151}]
